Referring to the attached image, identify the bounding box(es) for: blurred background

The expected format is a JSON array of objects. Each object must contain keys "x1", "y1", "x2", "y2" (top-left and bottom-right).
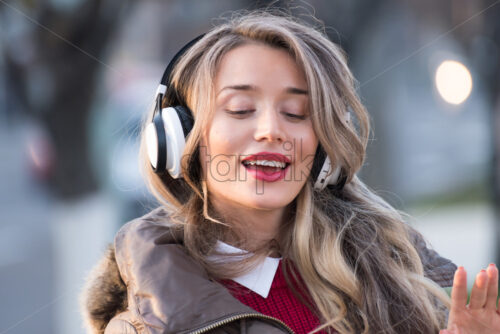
[{"x1": 0, "y1": 0, "x2": 499, "y2": 333}]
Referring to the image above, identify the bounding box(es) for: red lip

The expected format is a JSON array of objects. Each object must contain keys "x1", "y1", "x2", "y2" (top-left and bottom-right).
[{"x1": 241, "y1": 151, "x2": 291, "y2": 164}]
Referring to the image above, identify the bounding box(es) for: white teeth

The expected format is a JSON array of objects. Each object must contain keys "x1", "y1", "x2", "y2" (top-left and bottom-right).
[{"x1": 242, "y1": 160, "x2": 287, "y2": 168}]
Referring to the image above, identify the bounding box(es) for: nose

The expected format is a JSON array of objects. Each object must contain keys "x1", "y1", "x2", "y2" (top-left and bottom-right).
[{"x1": 254, "y1": 108, "x2": 286, "y2": 143}]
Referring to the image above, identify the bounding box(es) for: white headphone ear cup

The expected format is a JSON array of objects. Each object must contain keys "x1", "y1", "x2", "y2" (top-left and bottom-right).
[
  {"x1": 161, "y1": 107, "x2": 186, "y2": 179},
  {"x1": 312, "y1": 110, "x2": 350, "y2": 191},
  {"x1": 145, "y1": 123, "x2": 159, "y2": 169},
  {"x1": 313, "y1": 155, "x2": 341, "y2": 191},
  {"x1": 327, "y1": 163, "x2": 342, "y2": 186}
]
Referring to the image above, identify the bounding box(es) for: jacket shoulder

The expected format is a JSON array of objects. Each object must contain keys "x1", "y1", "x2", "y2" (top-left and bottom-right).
[
  {"x1": 115, "y1": 206, "x2": 182, "y2": 249},
  {"x1": 409, "y1": 228, "x2": 457, "y2": 288},
  {"x1": 79, "y1": 206, "x2": 178, "y2": 334},
  {"x1": 104, "y1": 311, "x2": 138, "y2": 334},
  {"x1": 112, "y1": 206, "x2": 183, "y2": 285}
]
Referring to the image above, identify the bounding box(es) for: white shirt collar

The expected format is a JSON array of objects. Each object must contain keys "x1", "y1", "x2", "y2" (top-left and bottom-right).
[{"x1": 209, "y1": 240, "x2": 281, "y2": 298}]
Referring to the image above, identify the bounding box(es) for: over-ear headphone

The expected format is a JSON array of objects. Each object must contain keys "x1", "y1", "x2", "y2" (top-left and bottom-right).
[{"x1": 145, "y1": 34, "x2": 349, "y2": 192}]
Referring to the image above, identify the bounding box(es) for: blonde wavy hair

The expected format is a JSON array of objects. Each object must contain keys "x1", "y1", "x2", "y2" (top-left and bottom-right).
[{"x1": 138, "y1": 8, "x2": 451, "y2": 334}]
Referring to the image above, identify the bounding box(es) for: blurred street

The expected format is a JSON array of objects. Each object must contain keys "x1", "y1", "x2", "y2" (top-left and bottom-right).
[
  {"x1": 0, "y1": 122, "x2": 118, "y2": 334},
  {"x1": 0, "y1": 122, "x2": 55, "y2": 334},
  {"x1": 411, "y1": 203, "x2": 496, "y2": 283}
]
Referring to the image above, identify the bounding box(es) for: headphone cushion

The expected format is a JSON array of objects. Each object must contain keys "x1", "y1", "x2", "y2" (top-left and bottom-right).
[
  {"x1": 311, "y1": 145, "x2": 326, "y2": 182},
  {"x1": 174, "y1": 105, "x2": 194, "y2": 138}
]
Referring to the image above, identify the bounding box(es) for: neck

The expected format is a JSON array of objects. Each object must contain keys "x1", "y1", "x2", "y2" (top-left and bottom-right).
[{"x1": 209, "y1": 199, "x2": 290, "y2": 256}]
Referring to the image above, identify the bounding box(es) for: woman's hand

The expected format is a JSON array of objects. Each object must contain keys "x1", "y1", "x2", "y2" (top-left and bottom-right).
[{"x1": 439, "y1": 264, "x2": 500, "y2": 334}]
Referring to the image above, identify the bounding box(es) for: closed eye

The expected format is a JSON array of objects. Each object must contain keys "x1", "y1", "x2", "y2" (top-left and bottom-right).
[
  {"x1": 284, "y1": 113, "x2": 307, "y2": 120},
  {"x1": 226, "y1": 109, "x2": 254, "y2": 115},
  {"x1": 225, "y1": 110, "x2": 307, "y2": 120}
]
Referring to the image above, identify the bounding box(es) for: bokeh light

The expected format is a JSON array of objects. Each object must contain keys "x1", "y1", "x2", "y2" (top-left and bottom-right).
[{"x1": 435, "y1": 60, "x2": 473, "y2": 105}]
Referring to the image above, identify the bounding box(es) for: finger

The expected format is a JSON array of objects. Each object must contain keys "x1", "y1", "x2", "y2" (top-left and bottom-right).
[
  {"x1": 485, "y1": 263, "x2": 499, "y2": 310},
  {"x1": 451, "y1": 267, "x2": 468, "y2": 312},
  {"x1": 469, "y1": 269, "x2": 489, "y2": 309}
]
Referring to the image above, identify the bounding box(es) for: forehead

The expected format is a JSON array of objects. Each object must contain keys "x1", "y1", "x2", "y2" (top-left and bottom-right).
[{"x1": 214, "y1": 43, "x2": 307, "y2": 92}]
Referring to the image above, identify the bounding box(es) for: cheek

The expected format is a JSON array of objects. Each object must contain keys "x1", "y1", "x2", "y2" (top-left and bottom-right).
[
  {"x1": 202, "y1": 127, "x2": 242, "y2": 179},
  {"x1": 305, "y1": 125, "x2": 319, "y2": 151},
  {"x1": 208, "y1": 122, "x2": 242, "y2": 153},
  {"x1": 309, "y1": 135, "x2": 319, "y2": 154},
  {"x1": 293, "y1": 128, "x2": 318, "y2": 154},
  {"x1": 208, "y1": 131, "x2": 232, "y2": 155},
  {"x1": 201, "y1": 123, "x2": 227, "y2": 154}
]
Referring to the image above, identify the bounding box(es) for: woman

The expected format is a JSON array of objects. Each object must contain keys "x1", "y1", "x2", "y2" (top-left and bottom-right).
[{"x1": 80, "y1": 10, "x2": 499, "y2": 334}]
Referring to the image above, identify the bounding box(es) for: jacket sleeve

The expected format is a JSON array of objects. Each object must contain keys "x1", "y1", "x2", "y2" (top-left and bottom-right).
[{"x1": 104, "y1": 311, "x2": 138, "y2": 334}]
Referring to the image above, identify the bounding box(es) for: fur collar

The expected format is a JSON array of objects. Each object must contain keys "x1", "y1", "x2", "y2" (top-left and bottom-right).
[{"x1": 79, "y1": 242, "x2": 127, "y2": 334}]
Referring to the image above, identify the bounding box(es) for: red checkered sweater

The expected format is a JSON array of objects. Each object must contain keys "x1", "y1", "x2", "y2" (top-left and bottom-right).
[{"x1": 218, "y1": 259, "x2": 335, "y2": 334}]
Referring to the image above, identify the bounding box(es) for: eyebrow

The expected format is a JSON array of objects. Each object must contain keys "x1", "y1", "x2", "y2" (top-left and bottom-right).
[{"x1": 217, "y1": 84, "x2": 308, "y2": 96}]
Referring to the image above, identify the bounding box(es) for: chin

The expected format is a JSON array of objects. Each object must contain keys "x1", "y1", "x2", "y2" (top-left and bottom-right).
[{"x1": 243, "y1": 197, "x2": 294, "y2": 210}]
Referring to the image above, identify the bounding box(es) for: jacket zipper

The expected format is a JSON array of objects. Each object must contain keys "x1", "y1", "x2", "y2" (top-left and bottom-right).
[{"x1": 188, "y1": 312, "x2": 295, "y2": 334}]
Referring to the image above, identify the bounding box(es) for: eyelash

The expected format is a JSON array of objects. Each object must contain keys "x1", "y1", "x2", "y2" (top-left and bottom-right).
[{"x1": 226, "y1": 110, "x2": 306, "y2": 120}]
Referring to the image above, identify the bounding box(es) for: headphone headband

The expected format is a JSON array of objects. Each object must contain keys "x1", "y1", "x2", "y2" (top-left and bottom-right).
[{"x1": 160, "y1": 34, "x2": 206, "y2": 88}]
